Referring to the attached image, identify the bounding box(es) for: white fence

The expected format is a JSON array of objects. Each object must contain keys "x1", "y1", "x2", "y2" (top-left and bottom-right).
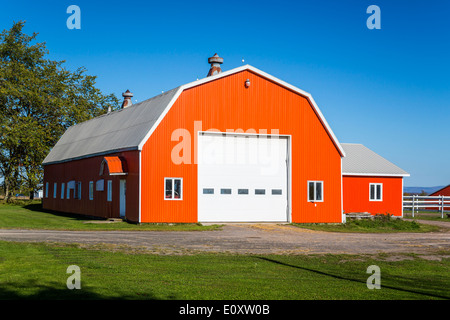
[{"x1": 403, "y1": 195, "x2": 450, "y2": 218}]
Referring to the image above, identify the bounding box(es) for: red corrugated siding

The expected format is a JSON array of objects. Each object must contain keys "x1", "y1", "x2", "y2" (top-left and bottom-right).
[
  {"x1": 342, "y1": 176, "x2": 403, "y2": 216},
  {"x1": 141, "y1": 70, "x2": 343, "y2": 223},
  {"x1": 43, "y1": 150, "x2": 140, "y2": 222}
]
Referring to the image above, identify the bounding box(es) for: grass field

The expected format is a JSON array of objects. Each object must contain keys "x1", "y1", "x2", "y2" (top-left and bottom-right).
[
  {"x1": 0, "y1": 241, "x2": 449, "y2": 300},
  {"x1": 1, "y1": 202, "x2": 449, "y2": 300},
  {"x1": 0, "y1": 202, "x2": 444, "y2": 233},
  {"x1": 292, "y1": 215, "x2": 441, "y2": 233},
  {"x1": 0, "y1": 202, "x2": 221, "y2": 231}
]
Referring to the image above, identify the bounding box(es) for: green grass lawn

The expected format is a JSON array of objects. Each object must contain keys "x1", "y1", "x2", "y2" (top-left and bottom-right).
[
  {"x1": 291, "y1": 216, "x2": 441, "y2": 233},
  {"x1": 0, "y1": 241, "x2": 448, "y2": 300},
  {"x1": 403, "y1": 211, "x2": 450, "y2": 222},
  {"x1": 0, "y1": 202, "x2": 221, "y2": 231},
  {"x1": 0, "y1": 202, "x2": 444, "y2": 233}
]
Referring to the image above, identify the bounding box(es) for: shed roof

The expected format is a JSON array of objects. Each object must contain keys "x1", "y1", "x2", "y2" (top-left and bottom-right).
[
  {"x1": 341, "y1": 143, "x2": 409, "y2": 177},
  {"x1": 43, "y1": 65, "x2": 346, "y2": 165}
]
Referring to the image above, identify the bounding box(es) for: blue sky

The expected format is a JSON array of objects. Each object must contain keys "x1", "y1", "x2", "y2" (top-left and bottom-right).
[{"x1": 1, "y1": 0, "x2": 449, "y2": 187}]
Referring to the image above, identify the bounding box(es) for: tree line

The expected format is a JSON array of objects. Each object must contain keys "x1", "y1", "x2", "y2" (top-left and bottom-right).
[{"x1": 0, "y1": 21, "x2": 119, "y2": 201}]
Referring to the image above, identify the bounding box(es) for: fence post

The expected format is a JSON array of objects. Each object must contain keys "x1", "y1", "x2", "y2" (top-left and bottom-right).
[
  {"x1": 412, "y1": 195, "x2": 415, "y2": 218},
  {"x1": 442, "y1": 195, "x2": 445, "y2": 219}
]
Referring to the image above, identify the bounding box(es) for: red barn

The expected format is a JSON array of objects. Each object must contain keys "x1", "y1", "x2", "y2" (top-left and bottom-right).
[
  {"x1": 42, "y1": 55, "x2": 408, "y2": 223},
  {"x1": 429, "y1": 185, "x2": 450, "y2": 197},
  {"x1": 427, "y1": 185, "x2": 450, "y2": 211},
  {"x1": 342, "y1": 143, "x2": 409, "y2": 217}
]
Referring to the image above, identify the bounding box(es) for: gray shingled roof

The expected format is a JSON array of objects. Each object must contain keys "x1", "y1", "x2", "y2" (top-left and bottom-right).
[
  {"x1": 341, "y1": 143, "x2": 409, "y2": 176},
  {"x1": 43, "y1": 87, "x2": 179, "y2": 165}
]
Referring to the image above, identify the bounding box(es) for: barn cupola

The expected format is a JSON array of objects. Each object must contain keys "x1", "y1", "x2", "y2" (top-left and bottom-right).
[
  {"x1": 121, "y1": 89, "x2": 133, "y2": 109},
  {"x1": 207, "y1": 53, "x2": 223, "y2": 77}
]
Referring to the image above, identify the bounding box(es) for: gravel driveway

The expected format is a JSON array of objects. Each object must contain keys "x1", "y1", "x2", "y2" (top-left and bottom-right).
[{"x1": 0, "y1": 221, "x2": 449, "y2": 256}]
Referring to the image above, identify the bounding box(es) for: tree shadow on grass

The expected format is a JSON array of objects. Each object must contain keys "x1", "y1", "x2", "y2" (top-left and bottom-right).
[
  {"x1": 23, "y1": 203, "x2": 107, "y2": 222},
  {"x1": 0, "y1": 279, "x2": 160, "y2": 300},
  {"x1": 255, "y1": 256, "x2": 450, "y2": 300}
]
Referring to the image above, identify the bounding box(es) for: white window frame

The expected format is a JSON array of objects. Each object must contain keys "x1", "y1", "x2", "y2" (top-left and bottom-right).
[
  {"x1": 45, "y1": 182, "x2": 49, "y2": 198},
  {"x1": 89, "y1": 181, "x2": 94, "y2": 200},
  {"x1": 369, "y1": 183, "x2": 383, "y2": 201},
  {"x1": 61, "y1": 183, "x2": 65, "y2": 200},
  {"x1": 53, "y1": 183, "x2": 57, "y2": 199},
  {"x1": 107, "y1": 180, "x2": 112, "y2": 202},
  {"x1": 164, "y1": 177, "x2": 183, "y2": 200},
  {"x1": 307, "y1": 181, "x2": 324, "y2": 202}
]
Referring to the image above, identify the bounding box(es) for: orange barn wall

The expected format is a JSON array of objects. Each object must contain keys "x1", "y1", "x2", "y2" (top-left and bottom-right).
[
  {"x1": 43, "y1": 150, "x2": 140, "y2": 222},
  {"x1": 141, "y1": 70, "x2": 343, "y2": 223},
  {"x1": 342, "y1": 176, "x2": 403, "y2": 216}
]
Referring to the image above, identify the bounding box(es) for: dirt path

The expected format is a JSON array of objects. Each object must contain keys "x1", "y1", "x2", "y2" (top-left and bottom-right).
[{"x1": 0, "y1": 222, "x2": 449, "y2": 256}]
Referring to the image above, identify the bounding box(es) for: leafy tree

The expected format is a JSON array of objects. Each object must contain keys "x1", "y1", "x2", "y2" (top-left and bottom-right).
[{"x1": 0, "y1": 21, "x2": 119, "y2": 201}]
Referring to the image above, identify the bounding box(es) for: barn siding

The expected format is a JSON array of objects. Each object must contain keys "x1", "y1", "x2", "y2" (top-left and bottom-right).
[
  {"x1": 42, "y1": 150, "x2": 140, "y2": 222},
  {"x1": 427, "y1": 185, "x2": 450, "y2": 210},
  {"x1": 141, "y1": 70, "x2": 343, "y2": 223},
  {"x1": 342, "y1": 176, "x2": 403, "y2": 216}
]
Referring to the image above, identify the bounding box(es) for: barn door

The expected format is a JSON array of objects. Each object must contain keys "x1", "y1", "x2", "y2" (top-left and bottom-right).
[{"x1": 119, "y1": 180, "x2": 126, "y2": 218}]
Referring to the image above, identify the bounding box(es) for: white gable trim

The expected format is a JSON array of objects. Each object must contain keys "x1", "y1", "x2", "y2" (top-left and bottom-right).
[
  {"x1": 343, "y1": 172, "x2": 410, "y2": 177},
  {"x1": 137, "y1": 65, "x2": 345, "y2": 157}
]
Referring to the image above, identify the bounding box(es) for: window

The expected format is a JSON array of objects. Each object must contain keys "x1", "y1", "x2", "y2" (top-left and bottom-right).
[
  {"x1": 75, "y1": 182, "x2": 82, "y2": 200},
  {"x1": 61, "y1": 183, "x2": 65, "y2": 199},
  {"x1": 203, "y1": 188, "x2": 214, "y2": 194},
  {"x1": 53, "y1": 183, "x2": 57, "y2": 198},
  {"x1": 238, "y1": 189, "x2": 249, "y2": 195},
  {"x1": 272, "y1": 189, "x2": 282, "y2": 195},
  {"x1": 107, "y1": 180, "x2": 112, "y2": 202},
  {"x1": 67, "y1": 184, "x2": 71, "y2": 199},
  {"x1": 369, "y1": 183, "x2": 383, "y2": 201},
  {"x1": 45, "y1": 183, "x2": 49, "y2": 198},
  {"x1": 165, "y1": 178, "x2": 182, "y2": 200},
  {"x1": 220, "y1": 188, "x2": 232, "y2": 195},
  {"x1": 89, "y1": 181, "x2": 94, "y2": 200},
  {"x1": 255, "y1": 189, "x2": 266, "y2": 195},
  {"x1": 308, "y1": 181, "x2": 323, "y2": 202}
]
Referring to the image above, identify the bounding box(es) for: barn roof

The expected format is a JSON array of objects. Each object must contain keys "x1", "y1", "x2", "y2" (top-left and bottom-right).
[
  {"x1": 341, "y1": 143, "x2": 409, "y2": 177},
  {"x1": 43, "y1": 65, "x2": 346, "y2": 165},
  {"x1": 43, "y1": 87, "x2": 179, "y2": 164}
]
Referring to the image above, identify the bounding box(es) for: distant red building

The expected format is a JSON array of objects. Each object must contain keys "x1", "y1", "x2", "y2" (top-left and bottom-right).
[{"x1": 427, "y1": 185, "x2": 450, "y2": 211}]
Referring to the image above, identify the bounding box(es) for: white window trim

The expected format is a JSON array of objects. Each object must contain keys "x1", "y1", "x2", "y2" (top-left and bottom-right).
[
  {"x1": 369, "y1": 183, "x2": 383, "y2": 201},
  {"x1": 107, "y1": 180, "x2": 112, "y2": 202},
  {"x1": 164, "y1": 177, "x2": 183, "y2": 201},
  {"x1": 307, "y1": 181, "x2": 324, "y2": 202},
  {"x1": 89, "y1": 181, "x2": 94, "y2": 200}
]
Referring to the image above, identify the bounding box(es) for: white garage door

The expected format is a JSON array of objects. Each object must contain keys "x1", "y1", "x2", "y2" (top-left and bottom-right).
[{"x1": 198, "y1": 133, "x2": 289, "y2": 222}]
